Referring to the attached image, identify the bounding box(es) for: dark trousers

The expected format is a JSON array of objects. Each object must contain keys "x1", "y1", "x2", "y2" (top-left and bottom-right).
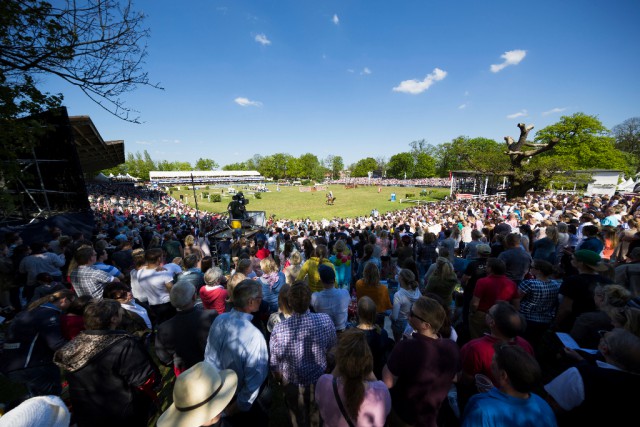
[
  {"x1": 226, "y1": 380, "x2": 270, "y2": 427},
  {"x1": 9, "y1": 287, "x2": 22, "y2": 311},
  {"x1": 6, "y1": 364, "x2": 62, "y2": 397},
  {"x1": 149, "y1": 302, "x2": 176, "y2": 328},
  {"x1": 283, "y1": 382, "x2": 319, "y2": 427},
  {"x1": 523, "y1": 320, "x2": 552, "y2": 357}
]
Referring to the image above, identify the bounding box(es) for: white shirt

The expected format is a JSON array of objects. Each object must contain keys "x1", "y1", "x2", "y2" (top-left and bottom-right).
[
  {"x1": 121, "y1": 300, "x2": 152, "y2": 329},
  {"x1": 137, "y1": 268, "x2": 174, "y2": 305}
]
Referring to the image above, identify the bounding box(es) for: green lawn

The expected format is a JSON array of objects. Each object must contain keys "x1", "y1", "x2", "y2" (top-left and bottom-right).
[{"x1": 170, "y1": 184, "x2": 449, "y2": 221}]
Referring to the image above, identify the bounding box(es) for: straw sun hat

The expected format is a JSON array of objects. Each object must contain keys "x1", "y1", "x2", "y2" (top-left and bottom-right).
[{"x1": 157, "y1": 362, "x2": 238, "y2": 427}]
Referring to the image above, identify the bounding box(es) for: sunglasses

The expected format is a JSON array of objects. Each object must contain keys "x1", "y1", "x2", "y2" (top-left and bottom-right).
[{"x1": 409, "y1": 307, "x2": 428, "y2": 323}]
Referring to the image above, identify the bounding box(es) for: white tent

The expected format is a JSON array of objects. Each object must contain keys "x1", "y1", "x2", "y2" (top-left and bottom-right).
[
  {"x1": 108, "y1": 173, "x2": 115, "y2": 178},
  {"x1": 94, "y1": 172, "x2": 110, "y2": 182},
  {"x1": 617, "y1": 178, "x2": 637, "y2": 192}
]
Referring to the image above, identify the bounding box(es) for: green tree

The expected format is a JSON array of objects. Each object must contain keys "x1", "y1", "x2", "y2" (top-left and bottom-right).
[
  {"x1": 194, "y1": 158, "x2": 219, "y2": 171},
  {"x1": 611, "y1": 117, "x2": 640, "y2": 172},
  {"x1": 387, "y1": 152, "x2": 415, "y2": 179},
  {"x1": 375, "y1": 157, "x2": 388, "y2": 177},
  {"x1": 324, "y1": 155, "x2": 344, "y2": 179},
  {"x1": 1, "y1": 1, "x2": 158, "y2": 214},
  {"x1": 244, "y1": 154, "x2": 264, "y2": 171},
  {"x1": 536, "y1": 113, "x2": 626, "y2": 170},
  {"x1": 259, "y1": 153, "x2": 295, "y2": 180},
  {"x1": 434, "y1": 141, "x2": 461, "y2": 177},
  {"x1": 351, "y1": 157, "x2": 378, "y2": 177},
  {"x1": 414, "y1": 152, "x2": 436, "y2": 178},
  {"x1": 612, "y1": 117, "x2": 640, "y2": 155},
  {"x1": 173, "y1": 161, "x2": 193, "y2": 171},
  {"x1": 222, "y1": 162, "x2": 248, "y2": 171},
  {"x1": 498, "y1": 113, "x2": 631, "y2": 197},
  {"x1": 285, "y1": 156, "x2": 301, "y2": 179},
  {"x1": 298, "y1": 153, "x2": 322, "y2": 180}
]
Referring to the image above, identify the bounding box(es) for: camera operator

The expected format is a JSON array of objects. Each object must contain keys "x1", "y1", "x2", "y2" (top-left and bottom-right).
[{"x1": 228, "y1": 192, "x2": 249, "y2": 220}]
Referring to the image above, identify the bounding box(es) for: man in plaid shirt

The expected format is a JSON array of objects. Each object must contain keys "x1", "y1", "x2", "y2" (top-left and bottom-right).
[
  {"x1": 71, "y1": 247, "x2": 118, "y2": 300},
  {"x1": 270, "y1": 282, "x2": 337, "y2": 427}
]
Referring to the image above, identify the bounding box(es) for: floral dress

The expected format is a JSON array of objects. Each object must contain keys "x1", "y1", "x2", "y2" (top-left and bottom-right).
[{"x1": 330, "y1": 249, "x2": 352, "y2": 290}]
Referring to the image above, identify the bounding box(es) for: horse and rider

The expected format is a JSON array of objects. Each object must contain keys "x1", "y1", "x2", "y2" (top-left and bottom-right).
[{"x1": 326, "y1": 190, "x2": 336, "y2": 205}]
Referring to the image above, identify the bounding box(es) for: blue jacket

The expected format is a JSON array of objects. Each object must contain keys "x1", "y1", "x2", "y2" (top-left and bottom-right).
[{"x1": 1, "y1": 303, "x2": 67, "y2": 372}]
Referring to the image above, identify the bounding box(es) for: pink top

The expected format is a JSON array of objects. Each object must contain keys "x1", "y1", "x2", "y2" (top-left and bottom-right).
[
  {"x1": 315, "y1": 374, "x2": 391, "y2": 427},
  {"x1": 199, "y1": 285, "x2": 228, "y2": 314}
]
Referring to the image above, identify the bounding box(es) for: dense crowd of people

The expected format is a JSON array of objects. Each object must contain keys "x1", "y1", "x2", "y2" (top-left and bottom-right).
[
  {"x1": 327, "y1": 177, "x2": 451, "y2": 187},
  {"x1": 1, "y1": 181, "x2": 640, "y2": 427}
]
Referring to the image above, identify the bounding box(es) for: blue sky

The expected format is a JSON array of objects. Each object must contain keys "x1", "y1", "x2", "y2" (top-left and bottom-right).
[{"x1": 41, "y1": 0, "x2": 640, "y2": 169}]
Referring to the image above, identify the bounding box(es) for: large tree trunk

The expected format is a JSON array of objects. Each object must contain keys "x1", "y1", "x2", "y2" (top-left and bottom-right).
[{"x1": 504, "y1": 123, "x2": 559, "y2": 197}]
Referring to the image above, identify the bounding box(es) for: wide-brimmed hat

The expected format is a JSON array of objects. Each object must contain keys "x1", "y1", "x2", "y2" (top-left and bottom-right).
[
  {"x1": 573, "y1": 250, "x2": 608, "y2": 272},
  {"x1": 0, "y1": 395, "x2": 70, "y2": 427},
  {"x1": 157, "y1": 362, "x2": 238, "y2": 427}
]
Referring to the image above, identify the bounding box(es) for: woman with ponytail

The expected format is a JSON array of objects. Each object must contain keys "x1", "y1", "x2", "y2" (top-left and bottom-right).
[
  {"x1": 390, "y1": 269, "x2": 421, "y2": 343},
  {"x1": 425, "y1": 257, "x2": 460, "y2": 309},
  {"x1": 316, "y1": 328, "x2": 391, "y2": 426}
]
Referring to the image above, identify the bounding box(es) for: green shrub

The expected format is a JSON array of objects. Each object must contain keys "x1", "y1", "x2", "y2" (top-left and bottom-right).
[
  {"x1": 405, "y1": 193, "x2": 415, "y2": 198},
  {"x1": 420, "y1": 189, "x2": 428, "y2": 197},
  {"x1": 202, "y1": 192, "x2": 209, "y2": 198},
  {"x1": 254, "y1": 193, "x2": 262, "y2": 199},
  {"x1": 211, "y1": 194, "x2": 222, "y2": 203},
  {"x1": 301, "y1": 179, "x2": 311, "y2": 186}
]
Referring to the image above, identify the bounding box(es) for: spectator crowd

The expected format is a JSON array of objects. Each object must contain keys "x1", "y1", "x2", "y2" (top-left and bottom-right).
[{"x1": 1, "y1": 181, "x2": 640, "y2": 427}]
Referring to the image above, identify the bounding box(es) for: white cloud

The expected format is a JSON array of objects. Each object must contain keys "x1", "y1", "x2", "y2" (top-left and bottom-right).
[
  {"x1": 332, "y1": 14, "x2": 339, "y2": 25},
  {"x1": 135, "y1": 140, "x2": 152, "y2": 145},
  {"x1": 347, "y1": 68, "x2": 355, "y2": 73},
  {"x1": 464, "y1": 91, "x2": 470, "y2": 96},
  {"x1": 254, "y1": 33, "x2": 271, "y2": 46},
  {"x1": 490, "y1": 49, "x2": 527, "y2": 73},
  {"x1": 507, "y1": 109, "x2": 528, "y2": 119},
  {"x1": 542, "y1": 107, "x2": 567, "y2": 116},
  {"x1": 234, "y1": 97, "x2": 263, "y2": 107},
  {"x1": 361, "y1": 67, "x2": 372, "y2": 75},
  {"x1": 392, "y1": 68, "x2": 447, "y2": 94},
  {"x1": 458, "y1": 103, "x2": 467, "y2": 110}
]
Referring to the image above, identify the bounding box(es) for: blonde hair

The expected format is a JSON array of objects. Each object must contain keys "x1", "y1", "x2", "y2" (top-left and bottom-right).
[
  {"x1": 184, "y1": 234, "x2": 195, "y2": 246},
  {"x1": 433, "y1": 257, "x2": 456, "y2": 280},
  {"x1": 226, "y1": 273, "x2": 246, "y2": 302},
  {"x1": 260, "y1": 256, "x2": 278, "y2": 274},
  {"x1": 289, "y1": 251, "x2": 302, "y2": 266}
]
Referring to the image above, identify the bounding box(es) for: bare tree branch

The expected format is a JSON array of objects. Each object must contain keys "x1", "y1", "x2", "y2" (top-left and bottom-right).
[{"x1": 1, "y1": 0, "x2": 163, "y2": 123}]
